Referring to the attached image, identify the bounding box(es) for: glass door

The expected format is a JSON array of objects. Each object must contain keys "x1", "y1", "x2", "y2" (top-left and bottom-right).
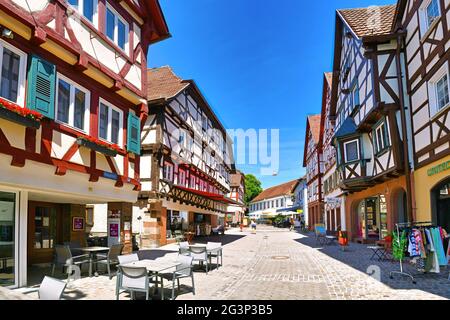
[
  {"x1": 28, "y1": 203, "x2": 58, "y2": 265},
  {"x1": 366, "y1": 197, "x2": 379, "y2": 240},
  {"x1": 0, "y1": 191, "x2": 17, "y2": 287}
]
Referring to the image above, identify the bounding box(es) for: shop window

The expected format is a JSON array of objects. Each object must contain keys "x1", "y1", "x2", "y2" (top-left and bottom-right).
[
  {"x1": 56, "y1": 74, "x2": 90, "y2": 132},
  {"x1": 0, "y1": 40, "x2": 27, "y2": 107},
  {"x1": 343, "y1": 139, "x2": 360, "y2": 163},
  {"x1": 99, "y1": 100, "x2": 124, "y2": 146},
  {"x1": 0, "y1": 191, "x2": 16, "y2": 287}
]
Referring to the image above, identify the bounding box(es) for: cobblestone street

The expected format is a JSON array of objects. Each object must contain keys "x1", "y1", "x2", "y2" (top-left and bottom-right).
[{"x1": 15, "y1": 226, "x2": 450, "y2": 300}]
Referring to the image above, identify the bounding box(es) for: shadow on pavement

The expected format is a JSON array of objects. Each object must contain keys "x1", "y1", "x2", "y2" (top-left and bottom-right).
[{"x1": 295, "y1": 232, "x2": 450, "y2": 299}]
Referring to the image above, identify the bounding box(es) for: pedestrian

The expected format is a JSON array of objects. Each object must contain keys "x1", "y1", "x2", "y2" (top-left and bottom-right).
[{"x1": 251, "y1": 220, "x2": 257, "y2": 234}]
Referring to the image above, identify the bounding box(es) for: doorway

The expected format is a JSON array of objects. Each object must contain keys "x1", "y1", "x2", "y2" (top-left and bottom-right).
[
  {"x1": 432, "y1": 179, "x2": 450, "y2": 232},
  {"x1": 27, "y1": 202, "x2": 68, "y2": 265},
  {"x1": 0, "y1": 191, "x2": 17, "y2": 287}
]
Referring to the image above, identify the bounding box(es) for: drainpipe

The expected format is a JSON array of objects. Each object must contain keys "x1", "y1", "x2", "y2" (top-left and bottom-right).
[{"x1": 394, "y1": 32, "x2": 414, "y2": 223}]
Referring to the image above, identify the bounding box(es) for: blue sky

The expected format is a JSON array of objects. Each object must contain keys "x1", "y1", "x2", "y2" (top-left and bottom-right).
[{"x1": 147, "y1": 0, "x2": 395, "y2": 189}]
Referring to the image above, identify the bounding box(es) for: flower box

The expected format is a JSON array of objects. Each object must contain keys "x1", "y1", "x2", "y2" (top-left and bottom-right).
[
  {"x1": 76, "y1": 137, "x2": 119, "y2": 157},
  {"x1": 0, "y1": 98, "x2": 42, "y2": 129}
]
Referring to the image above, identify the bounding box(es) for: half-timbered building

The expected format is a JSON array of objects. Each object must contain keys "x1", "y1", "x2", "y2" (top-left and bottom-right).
[
  {"x1": 302, "y1": 115, "x2": 323, "y2": 229},
  {"x1": 321, "y1": 73, "x2": 346, "y2": 234},
  {"x1": 137, "y1": 66, "x2": 235, "y2": 247},
  {"x1": 225, "y1": 171, "x2": 246, "y2": 226},
  {"x1": 0, "y1": 0, "x2": 169, "y2": 287},
  {"x1": 394, "y1": 0, "x2": 450, "y2": 232},
  {"x1": 330, "y1": 5, "x2": 413, "y2": 242}
]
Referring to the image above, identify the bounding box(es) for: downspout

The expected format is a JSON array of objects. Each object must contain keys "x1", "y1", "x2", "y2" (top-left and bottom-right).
[{"x1": 394, "y1": 32, "x2": 414, "y2": 223}]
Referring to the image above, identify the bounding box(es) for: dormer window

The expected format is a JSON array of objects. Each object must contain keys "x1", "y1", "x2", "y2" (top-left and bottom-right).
[
  {"x1": 344, "y1": 139, "x2": 360, "y2": 163},
  {"x1": 68, "y1": 0, "x2": 98, "y2": 27},
  {"x1": 106, "y1": 3, "x2": 129, "y2": 54}
]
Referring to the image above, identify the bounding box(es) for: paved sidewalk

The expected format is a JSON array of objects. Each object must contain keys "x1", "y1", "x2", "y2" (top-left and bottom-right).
[{"x1": 15, "y1": 226, "x2": 450, "y2": 300}]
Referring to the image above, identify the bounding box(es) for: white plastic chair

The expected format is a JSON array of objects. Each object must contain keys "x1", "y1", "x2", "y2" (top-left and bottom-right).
[
  {"x1": 38, "y1": 276, "x2": 67, "y2": 300},
  {"x1": 189, "y1": 246, "x2": 209, "y2": 274},
  {"x1": 118, "y1": 253, "x2": 139, "y2": 265},
  {"x1": 160, "y1": 255, "x2": 195, "y2": 300},
  {"x1": 207, "y1": 242, "x2": 223, "y2": 270},
  {"x1": 179, "y1": 242, "x2": 190, "y2": 256},
  {"x1": 116, "y1": 266, "x2": 156, "y2": 300}
]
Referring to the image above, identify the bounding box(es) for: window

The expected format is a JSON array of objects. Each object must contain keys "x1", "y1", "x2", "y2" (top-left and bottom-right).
[
  {"x1": 420, "y1": 0, "x2": 441, "y2": 36},
  {"x1": 428, "y1": 63, "x2": 450, "y2": 116},
  {"x1": 68, "y1": 0, "x2": 98, "y2": 26},
  {"x1": 163, "y1": 162, "x2": 173, "y2": 181},
  {"x1": 201, "y1": 115, "x2": 207, "y2": 132},
  {"x1": 56, "y1": 75, "x2": 90, "y2": 132},
  {"x1": 178, "y1": 169, "x2": 186, "y2": 186},
  {"x1": 280, "y1": 199, "x2": 284, "y2": 207},
  {"x1": 98, "y1": 99, "x2": 123, "y2": 146},
  {"x1": 105, "y1": 3, "x2": 129, "y2": 53},
  {"x1": 0, "y1": 40, "x2": 26, "y2": 107},
  {"x1": 344, "y1": 140, "x2": 360, "y2": 163},
  {"x1": 350, "y1": 83, "x2": 360, "y2": 112},
  {"x1": 374, "y1": 121, "x2": 390, "y2": 154}
]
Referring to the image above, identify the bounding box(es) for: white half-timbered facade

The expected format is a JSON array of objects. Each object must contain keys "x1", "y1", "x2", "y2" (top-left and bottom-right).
[{"x1": 137, "y1": 66, "x2": 234, "y2": 247}]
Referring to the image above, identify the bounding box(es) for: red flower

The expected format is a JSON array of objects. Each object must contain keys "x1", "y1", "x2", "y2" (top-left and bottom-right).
[
  {"x1": 78, "y1": 135, "x2": 123, "y2": 153},
  {"x1": 0, "y1": 97, "x2": 44, "y2": 121}
]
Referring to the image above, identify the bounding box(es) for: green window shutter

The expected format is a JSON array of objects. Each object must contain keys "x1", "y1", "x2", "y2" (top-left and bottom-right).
[
  {"x1": 26, "y1": 55, "x2": 56, "y2": 119},
  {"x1": 127, "y1": 112, "x2": 141, "y2": 155}
]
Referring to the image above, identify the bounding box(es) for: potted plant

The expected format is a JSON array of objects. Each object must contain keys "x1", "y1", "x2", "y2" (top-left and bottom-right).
[
  {"x1": 0, "y1": 97, "x2": 43, "y2": 129},
  {"x1": 76, "y1": 136, "x2": 121, "y2": 157}
]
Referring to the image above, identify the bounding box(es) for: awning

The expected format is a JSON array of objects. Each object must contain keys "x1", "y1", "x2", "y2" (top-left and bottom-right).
[
  {"x1": 277, "y1": 205, "x2": 304, "y2": 213},
  {"x1": 174, "y1": 186, "x2": 239, "y2": 205}
]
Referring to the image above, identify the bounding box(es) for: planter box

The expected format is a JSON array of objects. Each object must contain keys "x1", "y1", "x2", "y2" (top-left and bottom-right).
[
  {"x1": 76, "y1": 137, "x2": 118, "y2": 157},
  {"x1": 0, "y1": 107, "x2": 40, "y2": 129}
]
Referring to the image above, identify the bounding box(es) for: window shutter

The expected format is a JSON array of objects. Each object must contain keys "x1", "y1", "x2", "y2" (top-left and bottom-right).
[
  {"x1": 26, "y1": 55, "x2": 56, "y2": 119},
  {"x1": 127, "y1": 112, "x2": 141, "y2": 155}
]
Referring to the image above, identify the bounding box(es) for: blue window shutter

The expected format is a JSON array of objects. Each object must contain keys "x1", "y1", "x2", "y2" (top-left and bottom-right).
[
  {"x1": 127, "y1": 112, "x2": 141, "y2": 155},
  {"x1": 26, "y1": 55, "x2": 56, "y2": 119}
]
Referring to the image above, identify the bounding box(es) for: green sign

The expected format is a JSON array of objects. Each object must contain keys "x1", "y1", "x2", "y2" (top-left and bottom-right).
[{"x1": 427, "y1": 161, "x2": 450, "y2": 177}]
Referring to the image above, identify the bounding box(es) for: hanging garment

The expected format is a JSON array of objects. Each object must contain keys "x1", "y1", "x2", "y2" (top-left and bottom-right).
[
  {"x1": 408, "y1": 230, "x2": 420, "y2": 257},
  {"x1": 392, "y1": 230, "x2": 407, "y2": 261},
  {"x1": 417, "y1": 230, "x2": 427, "y2": 259},
  {"x1": 431, "y1": 227, "x2": 447, "y2": 266}
]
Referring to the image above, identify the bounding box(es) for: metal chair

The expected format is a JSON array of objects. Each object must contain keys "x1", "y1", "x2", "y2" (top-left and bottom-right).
[
  {"x1": 207, "y1": 242, "x2": 223, "y2": 270},
  {"x1": 179, "y1": 242, "x2": 190, "y2": 256},
  {"x1": 189, "y1": 246, "x2": 209, "y2": 274},
  {"x1": 116, "y1": 266, "x2": 156, "y2": 300},
  {"x1": 160, "y1": 255, "x2": 195, "y2": 300},
  {"x1": 38, "y1": 276, "x2": 67, "y2": 300},
  {"x1": 96, "y1": 244, "x2": 124, "y2": 279},
  {"x1": 51, "y1": 245, "x2": 89, "y2": 277}
]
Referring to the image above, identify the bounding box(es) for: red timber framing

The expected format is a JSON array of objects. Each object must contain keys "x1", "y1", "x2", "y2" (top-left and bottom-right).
[{"x1": 0, "y1": 0, "x2": 170, "y2": 99}]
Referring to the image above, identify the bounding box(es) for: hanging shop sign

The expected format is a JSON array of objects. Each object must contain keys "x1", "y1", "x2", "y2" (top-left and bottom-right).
[{"x1": 427, "y1": 161, "x2": 450, "y2": 177}]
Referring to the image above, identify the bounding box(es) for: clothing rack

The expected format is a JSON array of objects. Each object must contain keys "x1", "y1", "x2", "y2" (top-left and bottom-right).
[{"x1": 389, "y1": 221, "x2": 433, "y2": 285}]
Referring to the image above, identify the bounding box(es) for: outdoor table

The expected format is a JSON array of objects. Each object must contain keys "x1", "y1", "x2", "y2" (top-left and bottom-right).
[
  {"x1": 122, "y1": 259, "x2": 182, "y2": 300},
  {"x1": 368, "y1": 245, "x2": 388, "y2": 261},
  {"x1": 77, "y1": 246, "x2": 110, "y2": 277}
]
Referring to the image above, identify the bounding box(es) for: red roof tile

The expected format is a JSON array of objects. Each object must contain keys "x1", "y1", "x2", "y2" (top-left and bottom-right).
[
  {"x1": 308, "y1": 115, "x2": 321, "y2": 144},
  {"x1": 251, "y1": 179, "x2": 299, "y2": 203},
  {"x1": 338, "y1": 5, "x2": 396, "y2": 38},
  {"x1": 147, "y1": 66, "x2": 189, "y2": 101}
]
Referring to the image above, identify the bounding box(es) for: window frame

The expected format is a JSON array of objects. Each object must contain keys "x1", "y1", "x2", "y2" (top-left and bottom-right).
[
  {"x1": 162, "y1": 161, "x2": 174, "y2": 182},
  {"x1": 98, "y1": 98, "x2": 124, "y2": 147},
  {"x1": 374, "y1": 120, "x2": 391, "y2": 155},
  {"x1": 343, "y1": 139, "x2": 360, "y2": 163},
  {"x1": 68, "y1": 0, "x2": 99, "y2": 28},
  {"x1": 55, "y1": 73, "x2": 91, "y2": 133},
  {"x1": 105, "y1": 2, "x2": 129, "y2": 55},
  {"x1": 428, "y1": 62, "x2": 450, "y2": 118},
  {"x1": 419, "y1": 0, "x2": 441, "y2": 37},
  {"x1": 0, "y1": 39, "x2": 27, "y2": 108}
]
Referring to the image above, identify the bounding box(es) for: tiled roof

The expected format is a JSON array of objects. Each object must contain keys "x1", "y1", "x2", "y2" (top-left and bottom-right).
[
  {"x1": 230, "y1": 173, "x2": 244, "y2": 187},
  {"x1": 308, "y1": 115, "x2": 321, "y2": 144},
  {"x1": 338, "y1": 4, "x2": 396, "y2": 38},
  {"x1": 147, "y1": 66, "x2": 189, "y2": 101},
  {"x1": 251, "y1": 179, "x2": 299, "y2": 203}
]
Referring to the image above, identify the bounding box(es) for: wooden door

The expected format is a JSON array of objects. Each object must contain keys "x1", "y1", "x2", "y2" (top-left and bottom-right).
[{"x1": 27, "y1": 202, "x2": 62, "y2": 265}]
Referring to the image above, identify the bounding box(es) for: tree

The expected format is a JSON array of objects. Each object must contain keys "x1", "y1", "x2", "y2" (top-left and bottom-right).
[{"x1": 244, "y1": 174, "x2": 263, "y2": 205}]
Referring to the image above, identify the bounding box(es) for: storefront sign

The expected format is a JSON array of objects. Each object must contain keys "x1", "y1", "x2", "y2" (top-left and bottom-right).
[
  {"x1": 72, "y1": 217, "x2": 85, "y2": 231},
  {"x1": 427, "y1": 161, "x2": 450, "y2": 177},
  {"x1": 109, "y1": 223, "x2": 119, "y2": 237},
  {"x1": 325, "y1": 197, "x2": 341, "y2": 205}
]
